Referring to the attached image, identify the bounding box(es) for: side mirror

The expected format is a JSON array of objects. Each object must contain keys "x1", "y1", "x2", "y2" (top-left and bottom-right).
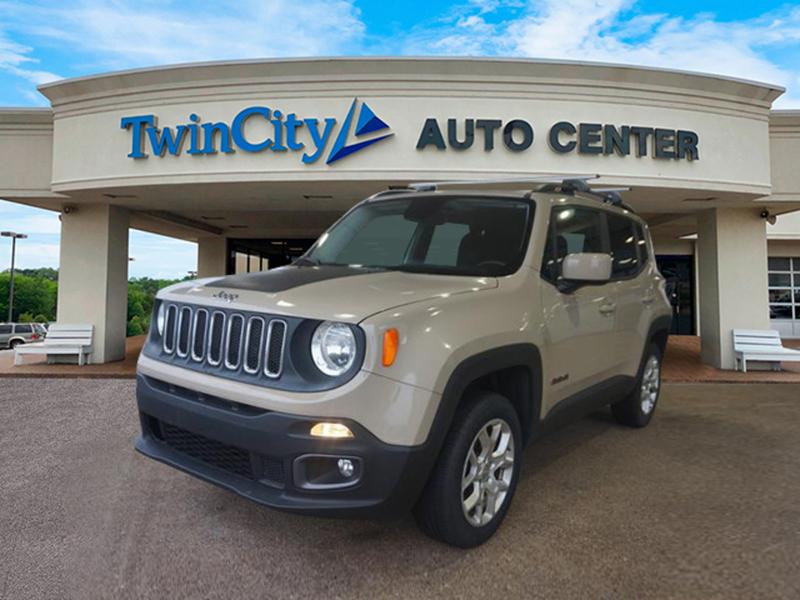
[{"x1": 560, "y1": 253, "x2": 612, "y2": 283}]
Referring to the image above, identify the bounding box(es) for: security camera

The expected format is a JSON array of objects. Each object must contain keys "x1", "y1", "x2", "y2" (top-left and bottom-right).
[
  {"x1": 62, "y1": 205, "x2": 76, "y2": 215},
  {"x1": 760, "y1": 209, "x2": 777, "y2": 226}
]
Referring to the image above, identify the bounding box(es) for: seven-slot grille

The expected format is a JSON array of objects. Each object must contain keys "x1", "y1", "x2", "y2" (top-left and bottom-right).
[{"x1": 161, "y1": 303, "x2": 287, "y2": 379}]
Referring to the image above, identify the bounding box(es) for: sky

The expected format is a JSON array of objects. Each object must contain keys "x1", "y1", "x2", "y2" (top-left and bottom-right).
[{"x1": 2, "y1": 0, "x2": 800, "y2": 276}]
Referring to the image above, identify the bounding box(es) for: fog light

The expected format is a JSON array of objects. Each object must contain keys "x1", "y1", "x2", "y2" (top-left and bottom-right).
[
  {"x1": 310, "y1": 422, "x2": 354, "y2": 439},
  {"x1": 337, "y1": 458, "x2": 355, "y2": 478}
]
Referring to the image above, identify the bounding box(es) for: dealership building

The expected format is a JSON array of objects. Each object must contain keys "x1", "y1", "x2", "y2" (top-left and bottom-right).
[{"x1": 1, "y1": 57, "x2": 799, "y2": 368}]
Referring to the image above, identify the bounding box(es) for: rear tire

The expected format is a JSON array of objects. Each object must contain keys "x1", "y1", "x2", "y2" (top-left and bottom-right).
[
  {"x1": 414, "y1": 390, "x2": 522, "y2": 548},
  {"x1": 611, "y1": 342, "x2": 662, "y2": 428},
  {"x1": 9, "y1": 339, "x2": 22, "y2": 349}
]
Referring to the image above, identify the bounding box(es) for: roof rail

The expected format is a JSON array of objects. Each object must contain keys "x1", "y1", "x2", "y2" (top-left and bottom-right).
[
  {"x1": 407, "y1": 175, "x2": 600, "y2": 192},
  {"x1": 532, "y1": 181, "x2": 635, "y2": 212},
  {"x1": 364, "y1": 187, "x2": 416, "y2": 201},
  {"x1": 366, "y1": 175, "x2": 636, "y2": 213}
]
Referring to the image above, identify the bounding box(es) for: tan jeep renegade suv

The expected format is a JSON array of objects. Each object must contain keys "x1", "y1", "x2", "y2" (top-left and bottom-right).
[{"x1": 135, "y1": 178, "x2": 671, "y2": 547}]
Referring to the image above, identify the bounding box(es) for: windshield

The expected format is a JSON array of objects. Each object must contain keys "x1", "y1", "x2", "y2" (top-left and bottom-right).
[{"x1": 303, "y1": 196, "x2": 534, "y2": 276}]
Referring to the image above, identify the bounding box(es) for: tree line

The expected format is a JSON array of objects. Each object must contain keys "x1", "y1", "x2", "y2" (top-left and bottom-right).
[{"x1": 0, "y1": 268, "x2": 186, "y2": 336}]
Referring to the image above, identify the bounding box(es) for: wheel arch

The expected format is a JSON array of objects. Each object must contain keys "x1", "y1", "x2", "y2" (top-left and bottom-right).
[
  {"x1": 646, "y1": 315, "x2": 672, "y2": 357},
  {"x1": 428, "y1": 343, "x2": 543, "y2": 449}
]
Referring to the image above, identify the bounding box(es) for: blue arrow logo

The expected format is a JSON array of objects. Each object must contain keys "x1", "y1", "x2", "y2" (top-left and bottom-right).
[{"x1": 326, "y1": 98, "x2": 393, "y2": 164}]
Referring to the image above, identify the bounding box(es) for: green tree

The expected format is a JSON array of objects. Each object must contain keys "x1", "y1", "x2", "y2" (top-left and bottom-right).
[
  {"x1": 126, "y1": 277, "x2": 184, "y2": 336},
  {"x1": 16, "y1": 267, "x2": 59, "y2": 282},
  {"x1": 0, "y1": 272, "x2": 57, "y2": 322},
  {"x1": 1, "y1": 269, "x2": 184, "y2": 337},
  {"x1": 127, "y1": 315, "x2": 145, "y2": 336}
]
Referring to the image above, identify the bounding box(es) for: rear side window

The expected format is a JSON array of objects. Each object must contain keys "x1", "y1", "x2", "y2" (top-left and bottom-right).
[
  {"x1": 607, "y1": 214, "x2": 640, "y2": 277},
  {"x1": 541, "y1": 206, "x2": 606, "y2": 281},
  {"x1": 0, "y1": 325, "x2": 11, "y2": 334},
  {"x1": 15, "y1": 324, "x2": 32, "y2": 334}
]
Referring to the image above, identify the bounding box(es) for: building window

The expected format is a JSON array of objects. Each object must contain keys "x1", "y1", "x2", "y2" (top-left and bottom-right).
[{"x1": 768, "y1": 256, "x2": 800, "y2": 338}]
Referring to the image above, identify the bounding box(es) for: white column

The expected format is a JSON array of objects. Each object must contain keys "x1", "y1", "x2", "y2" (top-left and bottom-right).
[
  {"x1": 197, "y1": 237, "x2": 227, "y2": 278},
  {"x1": 57, "y1": 204, "x2": 129, "y2": 363},
  {"x1": 696, "y1": 208, "x2": 770, "y2": 369}
]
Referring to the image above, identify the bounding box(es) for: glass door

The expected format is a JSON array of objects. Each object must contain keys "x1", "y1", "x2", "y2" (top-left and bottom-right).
[
  {"x1": 768, "y1": 257, "x2": 800, "y2": 339},
  {"x1": 656, "y1": 255, "x2": 695, "y2": 335}
]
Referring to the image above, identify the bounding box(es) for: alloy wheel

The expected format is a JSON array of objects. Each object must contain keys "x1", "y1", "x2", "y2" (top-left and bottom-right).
[
  {"x1": 461, "y1": 418, "x2": 515, "y2": 527},
  {"x1": 640, "y1": 355, "x2": 661, "y2": 414}
]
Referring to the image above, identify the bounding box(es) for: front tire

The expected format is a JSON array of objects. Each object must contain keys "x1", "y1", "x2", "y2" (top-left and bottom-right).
[
  {"x1": 414, "y1": 391, "x2": 522, "y2": 548},
  {"x1": 611, "y1": 342, "x2": 662, "y2": 428}
]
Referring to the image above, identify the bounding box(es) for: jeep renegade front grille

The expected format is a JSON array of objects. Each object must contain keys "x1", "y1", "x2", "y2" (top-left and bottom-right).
[{"x1": 161, "y1": 303, "x2": 287, "y2": 379}]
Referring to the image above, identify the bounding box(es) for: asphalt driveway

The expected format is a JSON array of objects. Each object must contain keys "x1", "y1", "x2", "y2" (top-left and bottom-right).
[{"x1": 1, "y1": 379, "x2": 798, "y2": 599}]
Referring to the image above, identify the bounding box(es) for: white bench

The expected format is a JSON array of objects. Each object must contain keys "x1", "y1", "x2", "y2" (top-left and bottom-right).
[
  {"x1": 14, "y1": 324, "x2": 94, "y2": 366},
  {"x1": 733, "y1": 329, "x2": 800, "y2": 372}
]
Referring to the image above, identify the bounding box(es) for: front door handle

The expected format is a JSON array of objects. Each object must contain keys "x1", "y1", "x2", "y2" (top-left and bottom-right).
[{"x1": 599, "y1": 302, "x2": 617, "y2": 315}]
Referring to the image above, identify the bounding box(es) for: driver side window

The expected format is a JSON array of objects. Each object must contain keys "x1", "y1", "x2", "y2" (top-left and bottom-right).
[{"x1": 541, "y1": 206, "x2": 606, "y2": 282}]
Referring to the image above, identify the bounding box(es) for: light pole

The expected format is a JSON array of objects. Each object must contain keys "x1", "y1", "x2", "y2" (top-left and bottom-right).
[{"x1": 1, "y1": 231, "x2": 28, "y2": 323}]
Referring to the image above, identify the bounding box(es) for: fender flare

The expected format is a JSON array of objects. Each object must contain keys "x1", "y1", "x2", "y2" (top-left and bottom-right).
[
  {"x1": 646, "y1": 315, "x2": 673, "y2": 355},
  {"x1": 402, "y1": 344, "x2": 543, "y2": 507},
  {"x1": 419, "y1": 343, "x2": 543, "y2": 456}
]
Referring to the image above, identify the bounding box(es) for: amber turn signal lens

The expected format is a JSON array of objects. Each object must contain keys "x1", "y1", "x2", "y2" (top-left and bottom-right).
[{"x1": 382, "y1": 328, "x2": 399, "y2": 367}]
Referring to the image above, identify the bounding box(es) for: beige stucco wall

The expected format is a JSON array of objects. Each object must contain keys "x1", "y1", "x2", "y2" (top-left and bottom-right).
[
  {"x1": 697, "y1": 208, "x2": 770, "y2": 368},
  {"x1": 0, "y1": 109, "x2": 56, "y2": 199},
  {"x1": 767, "y1": 209, "x2": 800, "y2": 240},
  {"x1": 768, "y1": 111, "x2": 800, "y2": 205},
  {"x1": 38, "y1": 58, "x2": 779, "y2": 202},
  {"x1": 57, "y1": 204, "x2": 129, "y2": 363},
  {"x1": 768, "y1": 239, "x2": 800, "y2": 256},
  {"x1": 197, "y1": 237, "x2": 227, "y2": 278},
  {"x1": 652, "y1": 237, "x2": 694, "y2": 255}
]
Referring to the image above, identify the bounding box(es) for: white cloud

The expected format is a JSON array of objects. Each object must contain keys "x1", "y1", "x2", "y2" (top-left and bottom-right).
[
  {"x1": 0, "y1": 0, "x2": 365, "y2": 72},
  {"x1": 0, "y1": 239, "x2": 59, "y2": 270},
  {"x1": 402, "y1": 0, "x2": 800, "y2": 106},
  {"x1": 0, "y1": 200, "x2": 196, "y2": 278},
  {"x1": 2, "y1": 0, "x2": 800, "y2": 106},
  {"x1": 128, "y1": 230, "x2": 196, "y2": 280},
  {"x1": 0, "y1": 200, "x2": 60, "y2": 233},
  {"x1": 0, "y1": 27, "x2": 59, "y2": 87}
]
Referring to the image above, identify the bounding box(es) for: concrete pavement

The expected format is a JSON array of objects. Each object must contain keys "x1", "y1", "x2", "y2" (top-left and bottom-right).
[{"x1": 1, "y1": 379, "x2": 798, "y2": 599}]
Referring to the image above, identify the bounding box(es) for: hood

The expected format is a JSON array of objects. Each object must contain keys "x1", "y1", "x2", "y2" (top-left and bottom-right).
[{"x1": 158, "y1": 265, "x2": 498, "y2": 323}]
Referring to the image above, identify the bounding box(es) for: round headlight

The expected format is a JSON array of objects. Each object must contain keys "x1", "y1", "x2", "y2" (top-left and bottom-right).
[
  {"x1": 311, "y1": 321, "x2": 356, "y2": 376},
  {"x1": 156, "y1": 303, "x2": 166, "y2": 336}
]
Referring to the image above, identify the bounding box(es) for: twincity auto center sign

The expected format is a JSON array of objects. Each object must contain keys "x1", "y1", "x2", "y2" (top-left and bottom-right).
[
  {"x1": 121, "y1": 98, "x2": 392, "y2": 165},
  {"x1": 417, "y1": 118, "x2": 699, "y2": 160},
  {"x1": 121, "y1": 98, "x2": 700, "y2": 165}
]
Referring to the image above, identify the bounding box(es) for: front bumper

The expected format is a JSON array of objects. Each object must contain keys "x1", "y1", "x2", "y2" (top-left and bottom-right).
[{"x1": 135, "y1": 374, "x2": 434, "y2": 518}]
